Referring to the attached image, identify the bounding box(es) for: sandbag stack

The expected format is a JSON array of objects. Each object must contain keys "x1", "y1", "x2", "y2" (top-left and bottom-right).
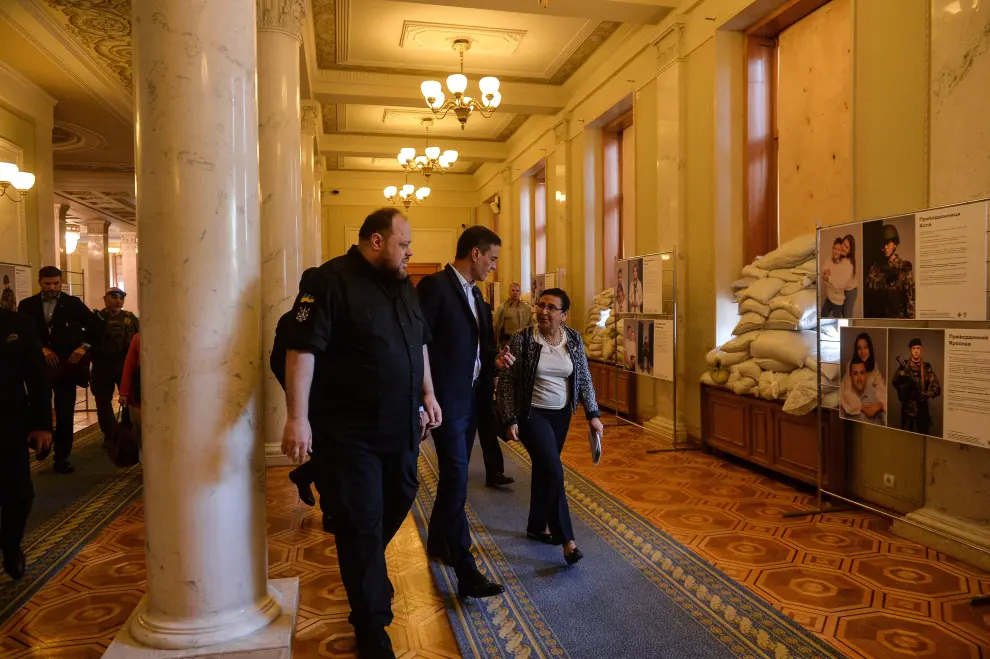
[
  {"x1": 583, "y1": 288, "x2": 622, "y2": 363},
  {"x1": 701, "y1": 234, "x2": 836, "y2": 414}
]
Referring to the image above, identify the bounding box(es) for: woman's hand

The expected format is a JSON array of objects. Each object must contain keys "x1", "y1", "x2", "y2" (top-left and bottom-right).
[
  {"x1": 507, "y1": 424, "x2": 519, "y2": 442},
  {"x1": 495, "y1": 345, "x2": 515, "y2": 370},
  {"x1": 589, "y1": 417, "x2": 604, "y2": 436}
]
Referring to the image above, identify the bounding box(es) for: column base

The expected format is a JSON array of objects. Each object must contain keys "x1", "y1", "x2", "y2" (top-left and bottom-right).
[
  {"x1": 892, "y1": 508, "x2": 990, "y2": 572},
  {"x1": 643, "y1": 415, "x2": 691, "y2": 444},
  {"x1": 104, "y1": 579, "x2": 299, "y2": 659},
  {"x1": 265, "y1": 442, "x2": 294, "y2": 467}
]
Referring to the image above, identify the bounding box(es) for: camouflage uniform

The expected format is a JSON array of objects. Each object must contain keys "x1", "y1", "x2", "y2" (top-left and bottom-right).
[
  {"x1": 867, "y1": 254, "x2": 914, "y2": 319},
  {"x1": 892, "y1": 358, "x2": 941, "y2": 435}
]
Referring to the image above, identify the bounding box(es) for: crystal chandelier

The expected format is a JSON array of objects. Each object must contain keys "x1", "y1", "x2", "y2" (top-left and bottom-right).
[
  {"x1": 420, "y1": 39, "x2": 501, "y2": 130},
  {"x1": 0, "y1": 161, "x2": 36, "y2": 202},
  {"x1": 398, "y1": 119, "x2": 457, "y2": 177},
  {"x1": 384, "y1": 175, "x2": 430, "y2": 209}
]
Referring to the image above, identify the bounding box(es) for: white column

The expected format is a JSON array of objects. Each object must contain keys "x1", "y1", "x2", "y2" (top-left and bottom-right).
[
  {"x1": 300, "y1": 102, "x2": 318, "y2": 269},
  {"x1": 105, "y1": 0, "x2": 297, "y2": 655},
  {"x1": 258, "y1": 0, "x2": 305, "y2": 465},
  {"x1": 120, "y1": 231, "x2": 139, "y2": 316},
  {"x1": 314, "y1": 156, "x2": 325, "y2": 264},
  {"x1": 55, "y1": 203, "x2": 69, "y2": 272},
  {"x1": 83, "y1": 219, "x2": 109, "y2": 309}
]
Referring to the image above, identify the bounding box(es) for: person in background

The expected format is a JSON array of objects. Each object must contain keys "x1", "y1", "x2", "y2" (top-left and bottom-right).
[
  {"x1": 119, "y1": 333, "x2": 142, "y2": 448},
  {"x1": 17, "y1": 266, "x2": 95, "y2": 474},
  {"x1": 495, "y1": 282, "x2": 534, "y2": 350},
  {"x1": 497, "y1": 288, "x2": 603, "y2": 566},
  {"x1": 1, "y1": 274, "x2": 15, "y2": 311},
  {"x1": 840, "y1": 234, "x2": 858, "y2": 317},
  {"x1": 91, "y1": 287, "x2": 139, "y2": 444},
  {"x1": 0, "y1": 307, "x2": 52, "y2": 579}
]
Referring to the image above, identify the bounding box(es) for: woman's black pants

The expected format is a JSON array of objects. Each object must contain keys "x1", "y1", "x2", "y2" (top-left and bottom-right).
[{"x1": 519, "y1": 406, "x2": 574, "y2": 542}]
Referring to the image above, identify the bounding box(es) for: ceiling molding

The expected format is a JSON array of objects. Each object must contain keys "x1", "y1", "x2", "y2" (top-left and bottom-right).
[
  {"x1": 547, "y1": 20, "x2": 621, "y2": 84},
  {"x1": 55, "y1": 161, "x2": 135, "y2": 173},
  {"x1": 312, "y1": 0, "x2": 336, "y2": 67},
  {"x1": 494, "y1": 114, "x2": 530, "y2": 142},
  {"x1": 397, "y1": 21, "x2": 527, "y2": 57},
  {"x1": 335, "y1": 0, "x2": 348, "y2": 65},
  {"x1": 52, "y1": 120, "x2": 108, "y2": 153},
  {"x1": 319, "y1": 132, "x2": 508, "y2": 162},
  {"x1": 544, "y1": 20, "x2": 597, "y2": 80},
  {"x1": 57, "y1": 188, "x2": 136, "y2": 224}
]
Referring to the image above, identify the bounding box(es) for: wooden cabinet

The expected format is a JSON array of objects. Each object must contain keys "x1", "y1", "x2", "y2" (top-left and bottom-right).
[
  {"x1": 702, "y1": 384, "x2": 846, "y2": 489},
  {"x1": 587, "y1": 358, "x2": 636, "y2": 417}
]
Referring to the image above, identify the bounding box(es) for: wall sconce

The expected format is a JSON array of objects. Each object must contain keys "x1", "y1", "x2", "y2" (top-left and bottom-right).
[
  {"x1": 65, "y1": 225, "x2": 80, "y2": 255},
  {"x1": 555, "y1": 191, "x2": 566, "y2": 202},
  {"x1": 0, "y1": 162, "x2": 36, "y2": 202}
]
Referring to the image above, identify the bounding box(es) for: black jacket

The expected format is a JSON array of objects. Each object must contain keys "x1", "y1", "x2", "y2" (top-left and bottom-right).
[
  {"x1": 0, "y1": 308, "x2": 52, "y2": 437},
  {"x1": 417, "y1": 265, "x2": 497, "y2": 418},
  {"x1": 17, "y1": 292, "x2": 95, "y2": 359}
]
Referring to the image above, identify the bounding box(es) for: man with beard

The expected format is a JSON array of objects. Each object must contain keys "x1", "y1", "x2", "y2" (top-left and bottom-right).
[
  {"x1": 17, "y1": 266, "x2": 96, "y2": 474},
  {"x1": 280, "y1": 208, "x2": 442, "y2": 659},
  {"x1": 892, "y1": 338, "x2": 941, "y2": 435},
  {"x1": 867, "y1": 224, "x2": 915, "y2": 318}
]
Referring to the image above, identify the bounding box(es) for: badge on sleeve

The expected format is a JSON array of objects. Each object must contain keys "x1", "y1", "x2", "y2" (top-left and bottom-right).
[{"x1": 296, "y1": 294, "x2": 315, "y2": 322}]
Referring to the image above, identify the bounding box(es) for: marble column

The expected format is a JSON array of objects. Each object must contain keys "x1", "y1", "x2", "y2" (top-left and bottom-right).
[
  {"x1": 120, "y1": 231, "x2": 139, "y2": 316},
  {"x1": 314, "y1": 156, "x2": 325, "y2": 264},
  {"x1": 83, "y1": 219, "x2": 109, "y2": 309},
  {"x1": 300, "y1": 102, "x2": 318, "y2": 269},
  {"x1": 105, "y1": 0, "x2": 297, "y2": 656},
  {"x1": 258, "y1": 0, "x2": 305, "y2": 465}
]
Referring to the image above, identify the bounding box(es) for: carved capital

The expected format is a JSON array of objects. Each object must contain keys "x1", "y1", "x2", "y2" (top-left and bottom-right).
[
  {"x1": 85, "y1": 219, "x2": 110, "y2": 236},
  {"x1": 301, "y1": 103, "x2": 320, "y2": 136},
  {"x1": 653, "y1": 19, "x2": 686, "y2": 72},
  {"x1": 257, "y1": 0, "x2": 306, "y2": 41}
]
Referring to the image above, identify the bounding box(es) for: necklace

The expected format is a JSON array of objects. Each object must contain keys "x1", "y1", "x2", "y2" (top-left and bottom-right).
[{"x1": 540, "y1": 328, "x2": 564, "y2": 353}]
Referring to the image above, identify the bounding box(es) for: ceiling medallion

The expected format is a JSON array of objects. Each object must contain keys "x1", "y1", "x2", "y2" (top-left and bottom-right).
[
  {"x1": 398, "y1": 119, "x2": 458, "y2": 177},
  {"x1": 420, "y1": 39, "x2": 501, "y2": 130}
]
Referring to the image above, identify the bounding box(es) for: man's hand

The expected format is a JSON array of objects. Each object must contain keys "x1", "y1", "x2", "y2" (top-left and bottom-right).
[
  {"x1": 281, "y1": 416, "x2": 312, "y2": 464},
  {"x1": 419, "y1": 410, "x2": 431, "y2": 441},
  {"x1": 507, "y1": 424, "x2": 519, "y2": 442},
  {"x1": 495, "y1": 345, "x2": 515, "y2": 370},
  {"x1": 28, "y1": 430, "x2": 53, "y2": 455},
  {"x1": 42, "y1": 346, "x2": 59, "y2": 369},
  {"x1": 118, "y1": 395, "x2": 128, "y2": 407},
  {"x1": 68, "y1": 346, "x2": 87, "y2": 364},
  {"x1": 590, "y1": 417, "x2": 604, "y2": 436},
  {"x1": 423, "y1": 393, "x2": 442, "y2": 430}
]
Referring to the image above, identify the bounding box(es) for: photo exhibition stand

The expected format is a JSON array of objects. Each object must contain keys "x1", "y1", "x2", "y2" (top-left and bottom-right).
[
  {"x1": 610, "y1": 249, "x2": 692, "y2": 453},
  {"x1": 783, "y1": 199, "x2": 990, "y2": 607}
]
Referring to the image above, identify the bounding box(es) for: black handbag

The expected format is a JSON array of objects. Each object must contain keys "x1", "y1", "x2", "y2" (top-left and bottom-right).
[{"x1": 107, "y1": 406, "x2": 140, "y2": 468}]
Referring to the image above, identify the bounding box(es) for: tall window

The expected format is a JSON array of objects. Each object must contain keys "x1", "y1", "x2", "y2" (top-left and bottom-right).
[
  {"x1": 602, "y1": 111, "x2": 631, "y2": 288},
  {"x1": 535, "y1": 175, "x2": 546, "y2": 274}
]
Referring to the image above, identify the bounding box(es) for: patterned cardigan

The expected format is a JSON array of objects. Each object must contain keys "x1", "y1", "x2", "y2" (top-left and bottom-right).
[{"x1": 495, "y1": 325, "x2": 600, "y2": 427}]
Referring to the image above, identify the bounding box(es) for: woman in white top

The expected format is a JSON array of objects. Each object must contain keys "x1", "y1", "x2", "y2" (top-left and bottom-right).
[
  {"x1": 840, "y1": 234, "x2": 858, "y2": 318},
  {"x1": 496, "y1": 288, "x2": 603, "y2": 566}
]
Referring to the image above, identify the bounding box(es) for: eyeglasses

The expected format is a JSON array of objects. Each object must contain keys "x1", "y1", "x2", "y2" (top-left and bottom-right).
[{"x1": 535, "y1": 302, "x2": 563, "y2": 312}]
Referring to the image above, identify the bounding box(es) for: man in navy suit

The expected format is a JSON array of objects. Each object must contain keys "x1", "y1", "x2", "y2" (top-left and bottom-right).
[
  {"x1": 417, "y1": 226, "x2": 506, "y2": 598},
  {"x1": 17, "y1": 266, "x2": 95, "y2": 474}
]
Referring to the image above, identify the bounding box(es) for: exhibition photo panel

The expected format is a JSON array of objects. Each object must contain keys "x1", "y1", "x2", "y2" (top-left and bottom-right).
[
  {"x1": 819, "y1": 224, "x2": 864, "y2": 319},
  {"x1": 914, "y1": 202, "x2": 988, "y2": 320},
  {"x1": 887, "y1": 328, "x2": 945, "y2": 439},
  {"x1": 615, "y1": 259, "x2": 628, "y2": 313},
  {"x1": 943, "y1": 329, "x2": 990, "y2": 448},
  {"x1": 863, "y1": 214, "x2": 916, "y2": 320},
  {"x1": 627, "y1": 257, "x2": 644, "y2": 313},
  {"x1": 839, "y1": 327, "x2": 889, "y2": 427}
]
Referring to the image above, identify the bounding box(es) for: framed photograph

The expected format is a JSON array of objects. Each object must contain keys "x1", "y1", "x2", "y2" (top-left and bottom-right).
[
  {"x1": 627, "y1": 258, "x2": 644, "y2": 314},
  {"x1": 839, "y1": 327, "x2": 889, "y2": 426},
  {"x1": 887, "y1": 328, "x2": 945, "y2": 438},
  {"x1": 614, "y1": 259, "x2": 628, "y2": 313},
  {"x1": 862, "y1": 214, "x2": 916, "y2": 319},
  {"x1": 818, "y1": 224, "x2": 863, "y2": 319}
]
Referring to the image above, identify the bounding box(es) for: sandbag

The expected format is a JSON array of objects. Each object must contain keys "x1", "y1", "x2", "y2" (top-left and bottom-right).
[
  {"x1": 769, "y1": 268, "x2": 805, "y2": 283},
  {"x1": 783, "y1": 377, "x2": 817, "y2": 416},
  {"x1": 820, "y1": 362, "x2": 841, "y2": 382},
  {"x1": 758, "y1": 371, "x2": 793, "y2": 400},
  {"x1": 765, "y1": 307, "x2": 816, "y2": 331},
  {"x1": 789, "y1": 368, "x2": 818, "y2": 386},
  {"x1": 739, "y1": 298, "x2": 771, "y2": 318},
  {"x1": 754, "y1": 358, "x2": 798, "y2": 373},
  {"x1": 700, "y1": 371, "x2": 723, "y2": 388},
  {"x1": 706, "y1": 349, "x2": 750, "y2": 368},
  {"x1": 822, "y1": 388, "x2": 840, "y2": 409},
  {"x1": 738, "y1": 277, "x2": 785, "y2": 305},
  {"x1": 732, "y1": 312, "x2": 766, "y2": 336},
  {"x1": 779, "y1": 278, "x2": 814, "y2": 296},
  {"x1": 728, "y1": 376, "x2": 758, "y2": 396},
  {"x1": 730, "y1": 359, "x2": 763, "y2": 382},
  {"x1": 821, "y1": 321, "x2": 840, "y2": 341},
  {"x1": 722, "y1": 330, "x2": 763, "y2": 353},
  {"x1": 793, "y1": 258, "x2": 816, "y2": 274},
  {"x1": 751, "y1": 330, "x2": 817, "y2": 368},
  {"x1": 731, "y1": 277, "x2": 757, "y2": 291},
  {"x1": 754, "y1": 234, "x2": 816, "y2": 270},
  {"x1": 741, "y1": 263, "x2": 769, "y2": 279},
  {"x1": 770, "y1": 289, "x2": 818, "y2": 319}
]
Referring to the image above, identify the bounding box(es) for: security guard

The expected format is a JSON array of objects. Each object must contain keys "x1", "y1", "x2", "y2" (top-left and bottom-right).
[
  {"x1": 866, "y1": 224, "x2": 915, "y2": 319},
  {"x1": 91, "y1": 287, "x2": 139, "y2": 442},
  {"x1": 892, "y1": 338, "x2": 942, "y2": 435},
  {"x1": 0, "y1": 307, "x2": 52, "y2": 579},
  {"x1": 280, "y1": 208, "x2": 441, "y2": 659}
]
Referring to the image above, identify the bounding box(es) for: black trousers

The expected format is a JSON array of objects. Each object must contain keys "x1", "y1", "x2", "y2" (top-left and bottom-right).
[
  {"x1": 519, "y1": 406, "x2": 575, "y2": 542},
  {"x1": 314, "y1": 438, "x2": 418, "y2": 631},
  {"x1": 91, "y1": 365, "x2": 123, "y2": 439},
  {"x1": 0, "y1": 435, "x2": 34, "y2": 557},
  {"x1": 476, "y1": 391, "x2": 505, "y2": 478},
  {"x1": 53, "y1": 380, "x2": 78, "y2": 463},
  {"x1": 902, "y1": 410, "x2": 931, "y2": 436}
]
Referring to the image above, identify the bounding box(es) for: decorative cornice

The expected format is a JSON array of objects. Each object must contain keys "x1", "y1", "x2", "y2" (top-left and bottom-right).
[
  {"x1": 56, "y1": 162, "x2": 135, "y2": 173},
  {"x1": 301, "y1": 103, "x2": 320, "y2": 135},
  {"x1": 37, "y1": 0, "x2": 133, "y2": 92},
  {"x1": 653, "y1": 18, "x2": 686, "y2": 73},
  {"x1": 320, "y1": 102, "x2": 338, "y2": 133},
  {"x1": 494, "y1": 114, "x2": 530, "y2": 142},
  {"x1": 257, "y1": 0, "x2": 306, "y2": 41},
  {"x1": 312, "y1": 0, "x2": 336, "y2": 67}
]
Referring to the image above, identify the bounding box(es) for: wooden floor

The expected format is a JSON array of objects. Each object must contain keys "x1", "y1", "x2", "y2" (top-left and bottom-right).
[{"x1": 2, "y1": 411, "x2": 989, "y2": 658}]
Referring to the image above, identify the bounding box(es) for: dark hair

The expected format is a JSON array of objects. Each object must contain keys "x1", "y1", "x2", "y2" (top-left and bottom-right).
[
  {"x1": 842, "y1": 234, "x2": 857, "y2": 274},
  {"x1": 854, "y1": 332, "x2": 876, "y2": 373},
  {"x1": 540, "y1": 287, "x2": 570, "y2": 313},
  {"x1": 833, "y1": 237, "x2": 843, "y2": 246},
  {"x1": 455, "y1": 226, "x2": 501, "y2": 260},
  {"x1": 39, "y1": 266, "x2": 62, "y2": 280},
  {"x1": 849, "y1": 353, "x2": 867, "y2": 377},
  {"x1": 358, "y1": 208, "x2": 402, "y2": 241}
]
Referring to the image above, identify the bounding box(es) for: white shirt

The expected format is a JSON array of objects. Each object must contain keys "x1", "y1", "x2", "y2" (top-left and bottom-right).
[
  {"x1": 532, "y1": 328, "x2": 573, "y2": 410},
  {"x1": 450, "y1": 265, "x2": 481, "y2": 383},
  {"x1": 43, "y1": 294, "x2": 58, "y2": 325},
  {"x1": 824, "y1": 258, "x2": 854, "y2": 305}
]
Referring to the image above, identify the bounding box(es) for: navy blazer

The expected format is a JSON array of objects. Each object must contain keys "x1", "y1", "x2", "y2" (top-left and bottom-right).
[
  {"x1": 17, "y1": 292, "x2": 94, "y2": 359},
  {"x1": 417, "y1": 265, "x2": 497, "y2": 418}
]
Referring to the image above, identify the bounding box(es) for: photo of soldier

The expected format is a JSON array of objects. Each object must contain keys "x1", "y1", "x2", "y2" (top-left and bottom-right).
[
  {"x1": 863, "y1": 216, "x2": 916, "y2": 319},
  {"x1": 888, "y1": 329, "x2": 944, "y2": 437}
]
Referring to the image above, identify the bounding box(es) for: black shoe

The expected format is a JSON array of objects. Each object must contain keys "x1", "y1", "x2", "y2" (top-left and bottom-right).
[
  {"x1": 289, "y1": 468, "x2": 316, "y2": 506},
  {"x1": 53, "y1": 460, "x2": 75, "y2": 474},
  {"x1": 355, "y1": 628, "x2": 395, "y2": 659},
  {"x1": 564, "y1": 548, "x2": 584, "y2": 566},
  {"x1": 2, "y1": 549, "x2": 26, "y2": 580},
  {"x1": 426, "y1": 541, "x2": 452, "y2": 565},
  {"x1": 526, "y1": 531, "x2": 563, "y2": 546},
  {"x1": 485, "y1": 473, "x2": 515, "y2": 488},
  {"x1": 457, "y1": 572, "x2": 504, "y2": 599},
  {"x1": 322, "y1": 514, "x2": 336, "y2": 534}
]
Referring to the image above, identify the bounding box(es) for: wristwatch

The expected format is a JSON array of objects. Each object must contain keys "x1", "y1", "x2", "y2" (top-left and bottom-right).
[{"x1": 81, "y1": 342, "x2": 91, "y2": 351}]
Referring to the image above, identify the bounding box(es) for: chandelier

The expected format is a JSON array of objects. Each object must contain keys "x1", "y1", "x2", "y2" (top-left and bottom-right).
[
  {"x1": 398, "y1": 119, "x2": 457, "y2": 177},
  {"x1": 0, "y1": 161, "x2": 36, "y2": 202},
  {"x1": 384, "y1": 176, "x2": 430, "y2": 209},
  {"x1": 420, "y1": 39, "x2": 501, "y2": 129},
  {"x1": 65, "y1": 225, "x2": 80, "y2": 255}
]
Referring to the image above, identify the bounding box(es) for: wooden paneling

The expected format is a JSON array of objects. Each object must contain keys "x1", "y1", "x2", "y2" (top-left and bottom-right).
[
  {"x1": 750, "y1": 404, "x2": 773, "y2": 466},
  {"x1": 588, "y1": 359, "x2": 635, "y2": 417},
  {"x1": 743, "y1": 36, "x2": 778, "y2": 264},
  {"x1": 707, "y1": 392, "x2": 749, "y2": 452},
  {"x1": 407, "y1": 263, "x2": 441, "y2": 288}
]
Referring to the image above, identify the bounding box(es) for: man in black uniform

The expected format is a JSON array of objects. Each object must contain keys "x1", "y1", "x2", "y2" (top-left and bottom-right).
[
  {"x1": 91, "y1": 287, "x2": 139, "y2": 443},
  {"x1": 0, "y1": 307, "x2": 53, "y2": 579},
  {"x1": 280, "y1": 209, "x2": 442, "y2": 659},
  {"x1": 17, "y1": 266, "x2": 95, "y2": 473}
]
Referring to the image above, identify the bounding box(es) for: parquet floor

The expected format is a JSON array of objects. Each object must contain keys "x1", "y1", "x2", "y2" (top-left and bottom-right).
[{"x1": 560, "y1": 420, "x2": 990, "y2": 659}]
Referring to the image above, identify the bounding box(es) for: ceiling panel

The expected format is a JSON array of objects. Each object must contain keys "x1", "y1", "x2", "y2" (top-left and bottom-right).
[
  {"x1": 343, "y1": 104, "x2": 519, "y2": 140},
  {"x1": 341, "y1": 156, "x2": 474, "y2": 174}
]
